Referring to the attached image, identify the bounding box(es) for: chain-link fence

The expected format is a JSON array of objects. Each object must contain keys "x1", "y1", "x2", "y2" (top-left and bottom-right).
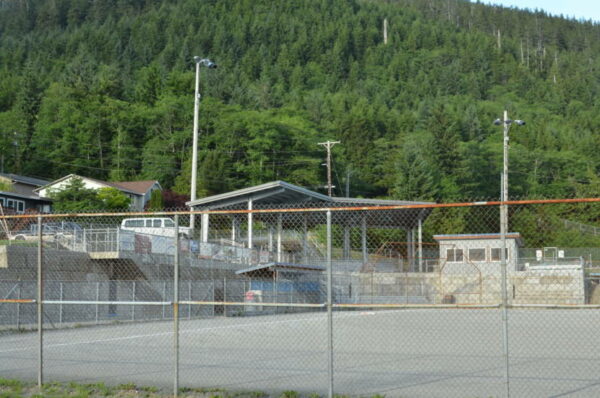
[{"x1": 1, "y1": 199, "x2": 599, "y2": 397}]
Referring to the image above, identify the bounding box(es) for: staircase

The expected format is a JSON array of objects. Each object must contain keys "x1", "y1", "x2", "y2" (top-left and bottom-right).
[{"x1": 562, "y1": 219, "x2": 600, "y2": 236}]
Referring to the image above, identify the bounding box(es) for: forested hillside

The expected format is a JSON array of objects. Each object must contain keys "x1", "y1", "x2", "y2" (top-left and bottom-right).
[{"x1": 1, "y1": 0, "x2": 600, "y2": 203}]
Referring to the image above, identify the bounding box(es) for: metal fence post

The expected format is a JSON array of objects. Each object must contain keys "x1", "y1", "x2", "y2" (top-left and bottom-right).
[
  {"x1": 223, "y1": 278, "x2": 227, "y2": 317},
  {"x1": 59, "y1": 282, "x2": 63, "y2": 325},
  {"x1": 405, "y1": 272, "x2": 409, "y2": 304},
  {"x1": 37, "y1": 215, "x2": 43, "y2": 388},
  {"x1": 162, "y1": 281, "x2": 167, "y2": 319},
  {"x1": 17, "y1": 280, "x2": 21, "y2": 329},
  {"x1": 500, "y1": 203, "x2": 511, "y2": 398},
  {"x1": 326, "y1": 210, "x2": 333, "y2": 398},
  {"x1": 83, "y1": 229, "x2": 87, "y2": 252},
  {"x1": 95, "y1": 282, "x2": 100, "y2": 324},
  {"x1": 272, "y1": 277, "x2": 276, "y2": 314},
  {"x1": 173, "y1": 215, "x2": 180, "y2": 397},
  {"x1": 188, "y1": 280, "x2": 192, "y2": 320},
  {"x1": 131, "y1": 281, "x2": 136, "y2": 321}
]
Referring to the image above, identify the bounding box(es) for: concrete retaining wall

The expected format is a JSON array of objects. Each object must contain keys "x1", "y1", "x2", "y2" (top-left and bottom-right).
[{"x1": 349, "y1": 267, "x2": 586, "y2": 305}]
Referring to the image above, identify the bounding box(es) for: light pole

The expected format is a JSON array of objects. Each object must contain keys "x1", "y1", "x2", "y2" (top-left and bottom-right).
[
  {"x1": 190, "y1": 57, "x2": 217, "y2": 232},
  {"x1": 493, "y1": 110, "x2": 525, "y2": 398}
]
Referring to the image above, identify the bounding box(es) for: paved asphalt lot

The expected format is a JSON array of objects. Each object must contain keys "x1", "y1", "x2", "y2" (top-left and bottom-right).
[{"x1": 1, "y1": 308, "x2": 599, "y2": 397}]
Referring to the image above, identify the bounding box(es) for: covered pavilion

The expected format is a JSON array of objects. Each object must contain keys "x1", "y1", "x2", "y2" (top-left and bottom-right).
[{"x1": 187, "y1": 181, "x2": 434, "y2": 271}]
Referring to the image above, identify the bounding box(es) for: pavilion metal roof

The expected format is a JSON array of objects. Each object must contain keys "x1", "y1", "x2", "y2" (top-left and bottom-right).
[
  {"x1": 235, "y1": 262, "x2": 325, "y2": 275},
  {"x1": 187, "y1": 180, "x2": 432, "y2": 209},
  {"x1": 186, "y1": 181, "x2": 434, "y2": 229}
]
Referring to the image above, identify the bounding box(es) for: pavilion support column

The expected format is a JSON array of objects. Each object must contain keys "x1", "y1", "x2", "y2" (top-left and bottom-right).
[
  {"x1": 302, "y1": 214, "x2": 308, "y2": 263},
  {"x1": 247, "y1": 198, "x2": 253, "y2": 249},
  {"x1": 343, "y1": 224, "x2": 350, "y2": 260},
  {"x1": 277, "y1": 214, "x2": 282, "y2": 262},
  {"x1": 418, "y1": 218, "x2": 423, "y2": 272},
  {"x1": 201, "y1": 213, "x2": 209, "y2": 243},
  {"x1": 411, "y1": 228, "x2": 416, "y2": 271},
  {"x1": 231, "y1": 216, "x2": 240, "y2": 243},
  {"x1": 361, "y1": 215, "x2": 368, "y2": 264},
  {"x1": 268, "y1": 222, "x2": 274, "y2": 253},
  {"x1": 406, "y1": 229, "x2": 412, "y2": 272}
]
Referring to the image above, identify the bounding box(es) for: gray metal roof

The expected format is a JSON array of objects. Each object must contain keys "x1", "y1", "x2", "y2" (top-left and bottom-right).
[
  {"x1": 0, "y1": 173, "x2": 50, "y2": 187},
  {"x1": 0, "y1": 190, "x2": 52, "y2": 202},
  {"x1": 235, "y1": 262, "x2": 326, "y2": 275},
  {"x1": 187, "y1": 180, "x2": 432, "y2": 209},
  {"x1": 433, "y1": 233, "x2": 522, "y2": 240},
  {"x1": 433, "y1": 233, "x2": 524, "y2": 246},
  {"x1": 330, "y1": 196, "x2": 431, "y2": 206},
  {"x1": 186, "y1": 181, "x2": 434, "y2": 229}
]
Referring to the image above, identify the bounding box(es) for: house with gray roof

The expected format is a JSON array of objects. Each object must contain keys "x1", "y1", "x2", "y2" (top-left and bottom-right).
[
  {"x1": 0, "y1": 173, "x2": 52, "y2": 214},
  {"x1": 34, "y1": 174, "x2": 161, "y2": 211}
]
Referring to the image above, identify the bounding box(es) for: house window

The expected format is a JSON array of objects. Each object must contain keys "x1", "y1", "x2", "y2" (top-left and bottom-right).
[
  {"x1": 468, "y1": 248, "x2": 486, "y2": 261},
  {"x1": 4, "y1": 199, "x2": 25, "y2": 213},
  {"x1": 491, "y1": 248, "x2": 509, "y2": 261},
  {"x1": 446, "y1": 248, "x2": 463, "y2": 262}
]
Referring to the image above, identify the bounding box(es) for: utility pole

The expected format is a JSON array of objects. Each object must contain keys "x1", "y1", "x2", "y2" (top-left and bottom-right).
[
  {"x1": 345, "y1": 167, "x2": 353, "y2": 198},
  {"x1": 383, "y1": 18, "x2": 388, "y2": 45},
  {"x1": 1, "y1": 130, "x2": 5, "y2": 173},
  {"x1": 318, "y1": 140, "x2": 340, "y2": 197},
  {"x1": 493, "y1": 110, "x2": 526, "y2": 398}
]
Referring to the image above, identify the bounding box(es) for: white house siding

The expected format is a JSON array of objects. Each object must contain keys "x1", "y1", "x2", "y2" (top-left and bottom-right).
[
  {"x1": 37, "y1": 177, "x2": 107, "y2": 198},
  {"x1": 37, "y1": 176, "x2": 146, "y2": 211}
]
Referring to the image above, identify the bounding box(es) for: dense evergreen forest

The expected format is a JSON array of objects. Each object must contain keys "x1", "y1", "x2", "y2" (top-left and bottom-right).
[{"x1": 1, "y1": 0, "x2": 600, "y2": 205}]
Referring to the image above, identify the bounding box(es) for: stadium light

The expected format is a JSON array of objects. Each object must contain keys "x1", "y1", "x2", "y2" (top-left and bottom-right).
[{"x1": 190, "y1": 57, "x2": 217, "y2": 231}]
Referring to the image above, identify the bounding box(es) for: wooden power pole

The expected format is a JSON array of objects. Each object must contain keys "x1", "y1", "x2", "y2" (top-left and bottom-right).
[
  {"x1": 318, "y1": 140, "x2": 340, "y2": 197},
  {"x1": 383, "y1": 18, "x2": 388, "y2": 45}
]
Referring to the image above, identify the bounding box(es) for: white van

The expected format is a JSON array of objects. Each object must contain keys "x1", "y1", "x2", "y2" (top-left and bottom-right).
[{"x1": 120, "y1": 218, "x2": 192, "y2": 238}]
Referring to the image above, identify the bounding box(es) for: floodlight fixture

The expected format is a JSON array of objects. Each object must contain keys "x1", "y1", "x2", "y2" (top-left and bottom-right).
[{"x1": 194, "y1": 57, "x2": 217, "y2": 69}]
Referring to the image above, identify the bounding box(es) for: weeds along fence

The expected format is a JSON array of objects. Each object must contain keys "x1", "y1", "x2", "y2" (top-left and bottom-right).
[{"x1": 1, "y1": 198, "x2": 600, "y2": 397}]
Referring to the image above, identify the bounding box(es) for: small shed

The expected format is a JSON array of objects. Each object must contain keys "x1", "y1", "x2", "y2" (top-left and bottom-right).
[
  {"x1": 236, "y1": 262, "x2": 325, "y2": 309},
  {"x1": 433, "y1": 233, "x2": 523, "y2": 275}
]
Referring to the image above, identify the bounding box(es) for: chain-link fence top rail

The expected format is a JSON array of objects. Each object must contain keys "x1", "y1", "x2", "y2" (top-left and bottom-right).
[
  {"x1": 1, "y1": 198, "x2": 600, "y2": 397},
  {"x1": 1, "y1": 198, "x2": 598, "y2": 309}
]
